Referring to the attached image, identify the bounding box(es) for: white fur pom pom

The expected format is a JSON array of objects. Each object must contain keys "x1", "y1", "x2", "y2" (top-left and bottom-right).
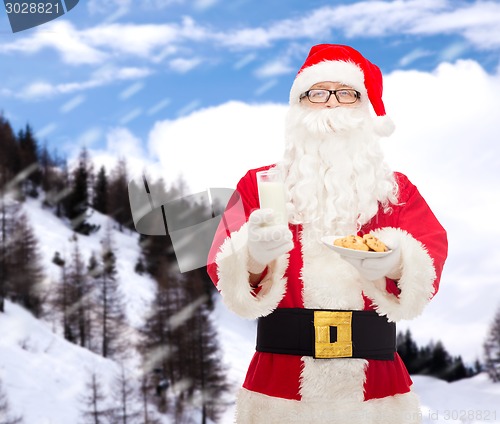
[{"x1": 373, "y1": 115, "x2": 395, "y2": 137}]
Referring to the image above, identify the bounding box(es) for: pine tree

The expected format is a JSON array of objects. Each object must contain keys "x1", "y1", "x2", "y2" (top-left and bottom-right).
[
  {"x1": 0, "y1": 192, "x2": 11, "y2": 314},
  {"x1": 445, "y1": 356, "x2": 468, "y2": 382},
  {"x1": 398, "y1": 330, "x2": 478, "y2": 382},
  {"x1": 63, "y1": 148, "x2": 97, "y2": 235},
  {"x1": 0, "y1": 379, "x2": 23, "y2": 424},
  {"x1": 66, "y1": 236, "x2": 93, "y2": 348},
  {"x1": 138, "y1": 367, "x2": 163, "y2": 424},
  {"x1": 0, "y1": 192, "x2": 20, "y2": 314},
  {"x1": 17, "y1": 124, "x2": 41, "y2": 197},
  {"x1": 484, "y1": 305, "x2": 500, "y2": 382},
  {"x1": 182, "y1": 270, "x2": 229, "y2": 423},
  {"x1": 137, "y1": 177, "x2": 229, "y2": 421},
  {"x1": 139, "y1": 265, "x2": 176, "y2": 415},
  {"x1": 6, "y1": 212, "x2": 45, "y2": 316},
  {"x1": 39, "y1": 141, "x2": 56, "y2": 194},
  {"x1": 93, "y1": 166, "x2": 108, "y2": 215},
  {"x1": 51, "y1": 251, "x2": 75, "y2": 342},
  {"x1": 93, "y1": 227, "x2": 128, "y2": 359},
  {"x1": 43, "y1": 155, "x2": 70, "y2": 218},
  {"x1": 108, "y1": 364, "x2": 141, "y2": 424},
  {"x1": 79, "y1": 371, "x2": 110, "y2": 424},
  {"x1": 0, "y1": 114, "x2": 21, "y2": 178},
  {"x1": 397, "y1": 329, "x2": 420, "y2": 374},
  {"x1": 107, "y1": 158, "x2": 133, "y2": 231},
  {"x1": 430, "y1": 341, "x2": 451, "y2": 377},
  {"x1": 39, "y1": 141, "x2": 68, "y2": 212},
  {"x1": 86, "y1": 251, "x2": 101, "y2": 353}
]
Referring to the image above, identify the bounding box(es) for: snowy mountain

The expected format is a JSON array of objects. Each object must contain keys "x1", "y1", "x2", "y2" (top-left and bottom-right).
[{"x1": 1, "y1": 197, "x2": 499, "y2": 423}]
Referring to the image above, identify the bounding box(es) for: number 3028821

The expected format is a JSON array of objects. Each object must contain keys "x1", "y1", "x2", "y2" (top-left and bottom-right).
[{"x1": 5, "y1": 3, "x2": 60, "y2": 14}]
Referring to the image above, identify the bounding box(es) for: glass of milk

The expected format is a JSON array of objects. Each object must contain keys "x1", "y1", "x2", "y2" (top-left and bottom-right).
[{"x1": 256, "y1": 169, "x2": 287, "y2": 225}]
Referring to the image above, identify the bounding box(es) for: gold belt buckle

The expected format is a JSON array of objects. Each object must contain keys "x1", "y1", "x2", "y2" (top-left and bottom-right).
[{"x1": 314, "y1": 311, "x2": 353, "y2": 359}]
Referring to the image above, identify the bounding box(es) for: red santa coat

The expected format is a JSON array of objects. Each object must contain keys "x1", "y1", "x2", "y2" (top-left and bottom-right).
[{"x1": 207, "y1": 165, "x2": 447, "y2": 423}]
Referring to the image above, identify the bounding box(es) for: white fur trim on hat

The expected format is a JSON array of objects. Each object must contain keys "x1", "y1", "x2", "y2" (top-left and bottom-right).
[{"x1": 289, "y1": 60, "x2": 367, "y2": 105}]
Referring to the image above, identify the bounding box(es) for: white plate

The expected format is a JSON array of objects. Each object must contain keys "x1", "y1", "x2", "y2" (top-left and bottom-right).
[{"x1": 321, "y1": 236, "x2": 392, "y2": 259}]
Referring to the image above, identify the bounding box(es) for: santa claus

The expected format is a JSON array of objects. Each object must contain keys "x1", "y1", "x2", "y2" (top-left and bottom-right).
[{"x1": 207, "y1": 44, "x2": 447, "y2": 423}]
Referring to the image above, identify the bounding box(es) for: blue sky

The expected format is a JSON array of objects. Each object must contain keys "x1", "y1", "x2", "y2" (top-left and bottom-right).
[{"x1": 1, "y1": 0, "x2": 500, "y2": 160}]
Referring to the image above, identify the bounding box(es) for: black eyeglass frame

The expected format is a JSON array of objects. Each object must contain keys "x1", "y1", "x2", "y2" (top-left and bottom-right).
[{"x1": 299, "y1": 89, "x2": 361, "y2": 104}]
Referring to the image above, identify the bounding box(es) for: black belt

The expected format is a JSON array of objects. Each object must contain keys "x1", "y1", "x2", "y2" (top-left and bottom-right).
[{"x1": 256, "y1": 308, "x2": 396, "y2": 360}]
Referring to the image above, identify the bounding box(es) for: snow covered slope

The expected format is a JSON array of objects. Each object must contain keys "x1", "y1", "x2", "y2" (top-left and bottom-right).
[{"x1": 0, "y1": 300, "x2": 121, "y2": 423}]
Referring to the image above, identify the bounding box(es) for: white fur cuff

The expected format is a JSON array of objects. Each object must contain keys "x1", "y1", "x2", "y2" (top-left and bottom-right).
[
  {"x1": 214, "y1": 222, "x2": 289, "y2": 319},
  {"x1": 361, "y1": 227, "x2": 436, "y2": 322}
]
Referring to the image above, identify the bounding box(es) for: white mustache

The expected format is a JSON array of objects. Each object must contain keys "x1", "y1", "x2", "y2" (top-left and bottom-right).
[{"x1": 292, "y1": 106, "x2": 367, "y2": 135}]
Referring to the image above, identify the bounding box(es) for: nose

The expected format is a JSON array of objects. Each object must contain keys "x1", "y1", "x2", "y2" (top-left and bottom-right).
[{"x1": 325, "y1": 94, "x2": 340, "y2": 108}]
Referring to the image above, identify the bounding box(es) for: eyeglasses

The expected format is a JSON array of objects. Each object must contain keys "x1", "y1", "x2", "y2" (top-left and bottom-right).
[{"x1": 300, "y1": 89, "x2": 361, "y2": 104}]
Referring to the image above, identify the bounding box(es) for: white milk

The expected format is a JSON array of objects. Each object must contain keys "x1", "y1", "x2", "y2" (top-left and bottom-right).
[{"x1": 258, "y1": 181, "x2": 287, "y2": 225}]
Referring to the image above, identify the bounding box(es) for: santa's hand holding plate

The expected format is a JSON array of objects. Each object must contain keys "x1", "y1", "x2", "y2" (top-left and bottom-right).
[{"x1": 342, "y1": 238, "x2": 402, "y2": 281}]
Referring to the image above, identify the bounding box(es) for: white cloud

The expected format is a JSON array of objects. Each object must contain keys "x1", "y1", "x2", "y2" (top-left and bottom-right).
[
  {"x1": 81, "y1": 23, "x2": 181, "y2": 58},
  {"x1": 254, "y1": 80, "x2": 278, "y2": 96},
  {"x1": 87, "y1": 0, "x2": 183, "y2": 15},
  {"x1": 254, "y1": 59, "x2": 294, "y2": 78},
  {"x1": 76, "y1": 127, "x2": 103, "y2": 147},
  {"x1": 89, "y1": 127, "x2": 163, "y2": 182},
  {"x1": 176, "y1": 100, "x2": 202, "y2": 117},
  {"x1": 17, "y1": 66, "x2": 152, "y2": 100},
  {"x1": 169, "y1": 57, "x2": 203, "y2": 73},
  {"x1": 147, "y1": 101, "x2": 287, "y2": 192},
  {"x1": 60, "y1": 94, "x2": 86, "y2": 113},
  {"x1": 410, "y1": 1, "x2": 500, "y2": 48},
  {"x1": 119, "y1": 108, "x2": 143, "y2": 125},
  {"x1": 438, "y1": 42, "x2": 469, "y2": 62},
  {"x1": 119, "y1": 82, "x2": 145, "y2": 100},
  {"x1": 233, "y1": 53, "x2": 257, "y2": 70},
  {"x1": 0, "y1": 18, "x2": 209, "y2": 65},
  {"x1": 398, "y1": 48, "x2": 432, "y2": 67},
  {"x1": 193, "y1": 0, "x2": 219, "y2": 11},
  {"x1": 2, "y1": 1, "x2": 498, "y2": 75},
  {"x1": 219, "y1": 0, "x2": 500, "y2": 52},
  {"x1": 218, "y1": 1, "x2": 444, "y2": 47},
  {"x1": 106, "y1": 127, "x2": 144, "y2": 158},
  {"x1": 87, "y1": 0, "x2": 131, "y2": 15},
  {"x1": 0, "y1": 20, "x2": 107, "y2": 65},
  {"x1": 147, "y1": 98, "x2": 171, "y2": 115},
  {"x1": 142, "y1": 0, "x2": 184, "y2": 10},
  {"x1": 35, "y1": 123, "x2": 58, "y2": 139}
]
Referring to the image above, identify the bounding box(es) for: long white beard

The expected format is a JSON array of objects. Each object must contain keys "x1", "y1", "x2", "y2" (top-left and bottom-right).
[{"x1": 276, "y1": 104, "x2": 398, "y2": 236}]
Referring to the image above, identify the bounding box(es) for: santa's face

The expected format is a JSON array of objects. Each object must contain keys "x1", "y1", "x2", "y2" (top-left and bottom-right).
[{"x1": 277, "y1": 81, "x2": 397, "y2": 236}]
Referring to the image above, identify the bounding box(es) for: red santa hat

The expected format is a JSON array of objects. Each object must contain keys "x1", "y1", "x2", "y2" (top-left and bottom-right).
[{"x1": 289, "y1": 44, "x2": 395, "y2": 137}]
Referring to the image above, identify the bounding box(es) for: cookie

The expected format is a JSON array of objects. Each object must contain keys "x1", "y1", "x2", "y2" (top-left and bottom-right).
[
  {"x1": 362, "y1": 234, "x2": 388, "y2": 252},
  {"x1": 334, "y1": 235, "x2": 369, "y2": 251}
]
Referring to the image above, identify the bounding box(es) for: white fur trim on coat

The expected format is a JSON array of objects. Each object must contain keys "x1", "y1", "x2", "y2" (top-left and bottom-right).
[
  {"x1": 300, "y1": 224, "x2": 365, "y2": 310},
  {"x1": 298, "y1": 225, "x2": 368, "y2": 402},
  {"x1": 235, "y1": 387, "x2": 422, "y2": 424},
  {"x1": 289, "y1": 60, "x2": 367, "y2": 105},
  {"x1": 361, "y1": 227, "x2": 436, "y2": 322},
  {"x1": 214, "y1": 222, "x2": 288, "y2": 319}
]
